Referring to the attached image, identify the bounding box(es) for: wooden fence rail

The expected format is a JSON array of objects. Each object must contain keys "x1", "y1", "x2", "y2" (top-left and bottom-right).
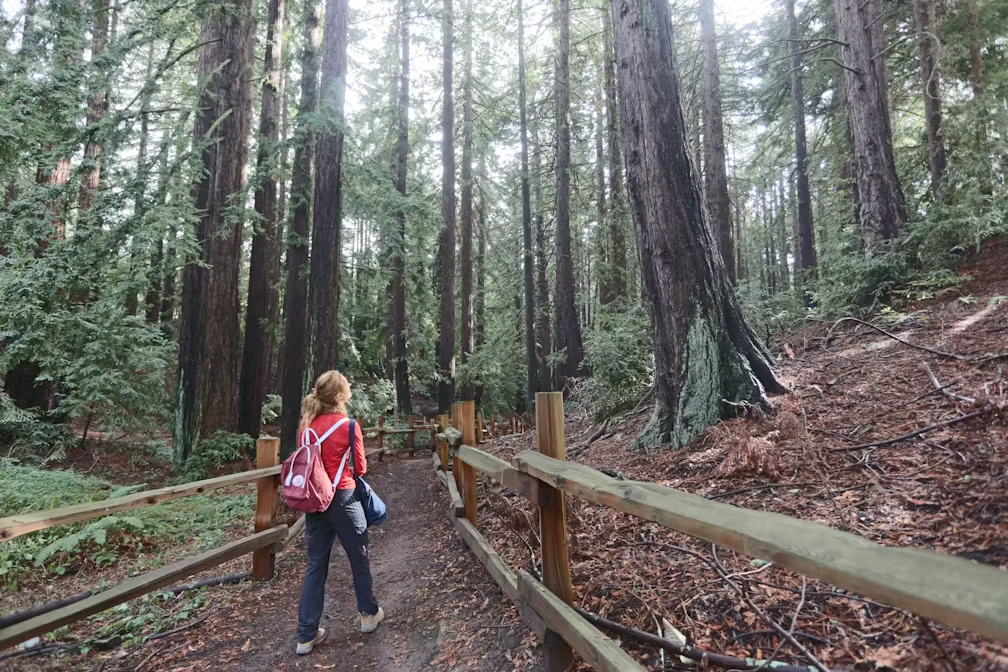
[
  {"x1": 0, "y1": 466, "x2": 283, "y2": 542},
  {"x1": 437, "y1": 393, "x2": 1008, "y2": 672},
  {"x1": 0, "y1": 434, "x2": 304, "y2": 651}
]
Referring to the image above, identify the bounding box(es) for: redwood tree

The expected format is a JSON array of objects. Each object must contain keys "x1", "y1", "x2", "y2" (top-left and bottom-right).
[
  {"x1": 553, "y1": 0, "x2": 584, "y2": 379},
  {"x1": 610, "y1": 0, "x2": 785, "y2": 448},
  {"x1": 390, "y1": 0, "x2": 412, "y2": 414},
  {"x1": 238, "y1": 0, "x2": 285, "y2": 438},
  {"x1": 913, "y1": 0, "x2": 946, "y2": 203},
  {"x1": 436, "y1": 0, "x2": 456, "y2": 413},
  {"x1": 459, "y1": 0, "x2": 475, "y2": 402},
  {"x1": 307, "y1": 0, "x2": 350, "y2": 380},
  {"x1": 279, "y1": 2, "x2": 320, "y2": 454},
  {"x1": 834, "y1": 0, "x2": 906, "y2": 250},
  {"x1": 601, "y1": 4, "x2": 626, "y2": 305},
  {"x1": 518, "y1": 0, "x2": 537, "y2": 402},
  {"x1": 700, "y1": 0, "x2": 735, "y2": 284},
  {"x1": 175, "y1": 0, "x2": 254, "y2": 464},
  {"x1": 78, "y1": 0, "x2": 110, "y2": 215},
  {"x1": 786, "y1": 0, "x2": 816, "y2": 286}
]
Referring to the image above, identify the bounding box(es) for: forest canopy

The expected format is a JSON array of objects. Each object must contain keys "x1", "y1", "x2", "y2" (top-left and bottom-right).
[{"x1": 0, "y1": 0, "x2": 1005, "y2": 466}]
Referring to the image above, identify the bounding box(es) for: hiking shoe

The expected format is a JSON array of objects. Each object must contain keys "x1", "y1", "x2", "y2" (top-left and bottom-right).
[
  {"x1": 360, "y1": 607, "x2": 385, "y2": 633},
  {"x1": 296, "y1": 627, "x2": 326, "y2": 655}
]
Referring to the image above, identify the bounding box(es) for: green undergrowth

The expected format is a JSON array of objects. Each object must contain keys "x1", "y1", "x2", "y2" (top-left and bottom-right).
[{"x1": 0, "y1": 461, "x2": 255, "y2": 592}]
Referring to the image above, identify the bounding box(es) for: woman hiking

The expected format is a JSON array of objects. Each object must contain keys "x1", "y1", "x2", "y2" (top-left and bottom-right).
[{"x1": 296, "y1": 370, "x2": 385, "y2": 655}]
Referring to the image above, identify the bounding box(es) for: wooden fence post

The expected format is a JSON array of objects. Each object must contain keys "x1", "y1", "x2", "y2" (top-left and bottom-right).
[
  {"x1": 452, "y1": 405, "x2": 463, "y2": 491},
  {"x1": 460, "y1": 401, "x2": 478, "y2": 526},
  {"x1": 252, "y1": 436, "x2": 280, "y2": 581},
  {"x1": 476, "y1": 411, "x2": 484, "y2": 445},
  {"x1": 376, "y1": 415, "x2": 385, "y2": 462},
  {"x1": 407, "y1": 415, "x2": 415, "y2": 456},
  {"x1": 436, "y1": 414, "x2": 449, "y2": 472},
  {"x1": 535, "y1": 391, "x2": 574, "y2": 670}
]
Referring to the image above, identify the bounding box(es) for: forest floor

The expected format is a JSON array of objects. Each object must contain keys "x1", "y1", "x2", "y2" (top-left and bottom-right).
[{"x1": 3, "y1": 456, "x2": 543, "y2": 672}]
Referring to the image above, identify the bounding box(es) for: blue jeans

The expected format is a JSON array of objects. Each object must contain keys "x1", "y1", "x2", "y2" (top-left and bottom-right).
[{"x1": 297, "y1": 488, "x2": 379, "y2": 642}]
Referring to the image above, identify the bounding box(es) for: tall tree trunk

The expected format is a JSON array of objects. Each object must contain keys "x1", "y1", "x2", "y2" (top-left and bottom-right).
[
  {"x1": 459, "y1": 0, "x2": 475, "y2": 402},
  {"x1": 554, "y1": 0, "x2": 584, "y2": 380},
  {"x1": 139, "y1": 45, "x2": 160, "y2": 324},
  {"x1": 532, "y1": 120, "x2": 552, "y2": 393},
  {"x1": 612, "y1": 0, "x2": 784, "y2": 449},
  {"x1": 307, "y1": 0, "x2": 349, "y2": 380},
  {"x1": 913, "y1": 0, "x2": 946, "y2": 204},
  {"x1": 239, "y1": 0, "x2": 285, "y2": 438},
  {"x1": 700, "y1": 0, "x2": 735, "y2": 285},
  {"x1": 78, "y1": 0, "x2": 110, "y2": 215},
  {"x1": 475, "y1": 199, "x2": 486, "y2": 408},
  {"x1": 518, "y1": 0, "x2": 537, "y2": 402},
  {"x1": 391, "y1": 0, "x2": 412, "y2": 415},
  {"x1": 594, "y1": 96, "x2": 608, "y2": 306},
  {"x1": 601, "y1": 4, "x2": 626, "y2": 304},
  {"x1": 174, "y1": 0, "x2": 254, "y2": 465},
  {"x1": 777, "y1": 176, "x2": 790, "y2": 291},
  {"x1": 786, "y1": 0, "x2": 816, "y2": 295},
  {"x1": 835, "y1": 0, "x2": 906, "y2": 251},
  {"x1": 279, "y1": 1, "x2": 320, "y2": 456},
  {"x1": 966, "y1": 0, "x2": 983, "y2": 97},
  {"x1": 437, "y1": 0, "x2": 457, "y2": 413}
]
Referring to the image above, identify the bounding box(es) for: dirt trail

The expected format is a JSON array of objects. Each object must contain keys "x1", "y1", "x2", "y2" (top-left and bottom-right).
[{"x1": 42, "y1": 456, "x2": 543, "y2": 672}]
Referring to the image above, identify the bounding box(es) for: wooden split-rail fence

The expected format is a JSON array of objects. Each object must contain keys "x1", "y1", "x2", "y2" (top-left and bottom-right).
[
  {"x1": 435, "y1": 393, "x2": 1008, "y2": 671},
  {"x1": 0, "y1": 418, "x2": 437, "y2": 651}
]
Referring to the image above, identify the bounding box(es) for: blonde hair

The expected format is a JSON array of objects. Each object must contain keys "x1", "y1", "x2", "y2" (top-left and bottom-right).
[{"x1": 300, "y1": 370, "x2": 352, "y2": 430}]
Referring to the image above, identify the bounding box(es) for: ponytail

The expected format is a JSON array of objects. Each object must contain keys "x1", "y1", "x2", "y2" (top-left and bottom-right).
[{"x1": 300, "y1": 392, "x2": 324, "y2": 433}]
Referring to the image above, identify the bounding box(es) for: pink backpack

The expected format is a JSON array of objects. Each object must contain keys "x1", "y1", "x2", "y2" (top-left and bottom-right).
[{"x1": 281, "y1": 417, "x2": 350, "y2": 513}]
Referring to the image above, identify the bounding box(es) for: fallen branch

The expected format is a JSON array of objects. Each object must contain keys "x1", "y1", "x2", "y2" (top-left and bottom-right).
[
  {"x1": 824, "y1": 317, "x2": 964, "y2": 360},
  {"x1": 630, "y1": 541, "x2": 829, "y2": 672},
  {"x1": 824, "y1": 317, "x2": 1008, "y2": 364},
  {"x1": 709, "y1": 481, "x2": 819, "y2": 500},
  {"x1": 568, "y1": 419, "x2": 610, "y2": 458},
  {"x1": 573, "y1": 606, "x2": 816, "y2": 671},
  {"x1": 920, "y1": 361, "x2": 975, "y2": 405},
  {"x1": 830, "y1": 408, "x2": 993, "y2": 452}
]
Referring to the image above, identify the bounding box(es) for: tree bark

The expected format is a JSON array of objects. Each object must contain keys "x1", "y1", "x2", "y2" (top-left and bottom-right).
[
  {"x1": 279, "y1": 1, "x2": 320, "y2": 456},
  {"x1": 611, "y1": 0, "x2": 785, "y2": 449},
  {"x1": 174, "y1": 0, "x2": 254, "y2": 465},
  {"x1": 913, "y1": 0, "x2": 946, "y2": 204},
  {"x1": 785, "y1": 0, "x2": 816, "y2": 292},
  {"x1": 437, "y1": 0, "x2": 457, "y2": 413},
  {"x1": 391, "y1": 0, "x2": 412, "y2": 415},
  {"x1": 459, "y1": 0, "x2": 475, "y2": 402},
  {"x1": 601, "y1": 4, "x2": 626, "y2": 305},
  {"x1": 238, "y1": 0, "x2": 285, "y2": 438},
  {"x1": 966, "y1": 0, "x2": 983, "y2": 97},
  {"x1": 699, "y1": 0, "x2": 735, "y2": 285},
  {"x1": 532, "y1": 119, "x2": 552, "y2": 393},
  {"x1": 554, "y1": 0, "x2": 584, "y2": 380},
  {"x1": 475, "y1": 172, "x2": 487, "y2": 407},
  {"x1": 78, "y1": 0, "x2": 110, "y2": 215},
  {"x1": 834, "y1": 0, "x2": 906, "y2": 251},
  {"x1": 307, "y1": 0, "x2": 349, "y2": 381},
  {"x1": 594, "y1": 96, "x2": 608, "y2": 307},
  {"x1": 518, "y1": 0, "x2": 537, "y2": 402}
]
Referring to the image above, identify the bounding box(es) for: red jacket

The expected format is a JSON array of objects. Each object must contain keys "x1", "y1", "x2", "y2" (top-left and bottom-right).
[{"x1": 307, "y1": 413, "x2": 366, "y2": 490}]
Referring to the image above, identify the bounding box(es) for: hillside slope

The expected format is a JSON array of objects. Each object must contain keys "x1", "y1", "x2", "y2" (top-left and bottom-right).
[{"x1": 477, "y1": 239, "x2": 1008, "y2": 670}]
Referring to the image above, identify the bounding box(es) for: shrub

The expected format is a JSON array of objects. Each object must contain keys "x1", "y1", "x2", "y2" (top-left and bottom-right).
[{"x1": 581, "y1": 302, "x2": 653, "y2": 420}]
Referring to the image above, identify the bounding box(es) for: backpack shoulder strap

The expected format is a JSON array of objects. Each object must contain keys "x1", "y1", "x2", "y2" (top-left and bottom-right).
[
  {"x1": 316, "y1": 416, "x2": 348, "y2": 445},
  {"x1": 348, "y1": 420, "x2": 357, "y2": 477}
]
